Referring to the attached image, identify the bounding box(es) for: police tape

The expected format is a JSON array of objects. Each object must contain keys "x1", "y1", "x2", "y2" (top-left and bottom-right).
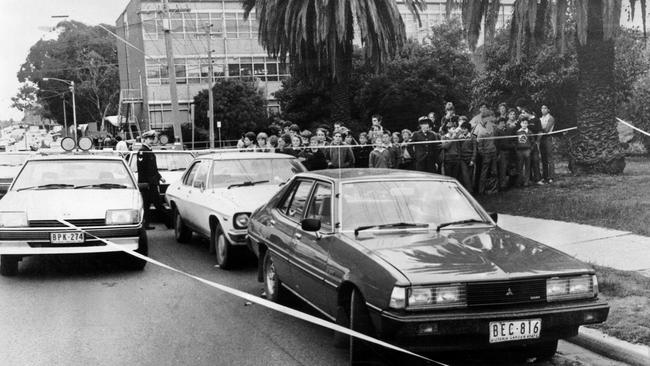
[
  {"x1": 616, "y1": 117, "x2": 650, "y2": 137},
  {"x1": 56, "y1": 218, "x2": 447, "y2": 366},
  {"x1": 187, "y1": 127, "x2": 578, "y2": 154}
]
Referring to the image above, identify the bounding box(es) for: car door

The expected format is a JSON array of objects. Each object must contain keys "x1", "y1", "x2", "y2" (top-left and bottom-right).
[
  {"x1": 291, "y1": 181, "x2": 335, "y2": 313},
  {"x1": 184, "y1": 160, "x2": 211, "y2": 236},
  {"x1": 267, "y1": 179, "x2": 314, "y2": 290},
  {"x1": 170, "y1": 160, "x2": 200, "y2": 220}
]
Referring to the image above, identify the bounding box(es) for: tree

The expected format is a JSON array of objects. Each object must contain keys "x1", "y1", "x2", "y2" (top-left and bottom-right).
[
  {"x1": 15, "y1": 21, "x2": 120, "y2": 129},
  {"x1": 451, "y1": 0, "x2": 647, "y2": 174},
  {"x1": 242, "y1": 0, "x2": 425, "y2": 125},
  {"x1": 193, "y1": 78, "x2": 268, "y2": 141}
]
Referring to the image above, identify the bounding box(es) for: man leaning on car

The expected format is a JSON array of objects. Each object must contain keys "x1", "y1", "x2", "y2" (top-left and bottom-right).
[{"x1": 137, "y1": 130, "x2": 169, "y2": 229}]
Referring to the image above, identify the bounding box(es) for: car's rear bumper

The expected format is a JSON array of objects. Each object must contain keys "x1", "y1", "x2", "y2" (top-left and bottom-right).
[
  {"x1": 370, "y1": 299, "x2": 609, "y2": 352},
  {"x1": 0, "y1": 225, "x2": 142, "y2": 255}
]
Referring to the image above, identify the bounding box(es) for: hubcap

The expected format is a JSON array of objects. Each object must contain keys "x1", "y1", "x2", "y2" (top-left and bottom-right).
[{"x1": 265, "y1": 260, "x2": 277, "y2": 297}]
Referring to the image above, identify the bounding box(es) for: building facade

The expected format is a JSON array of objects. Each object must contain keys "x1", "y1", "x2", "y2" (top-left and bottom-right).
[{"x1": 116, "y1": 0, "x2": 514, "y2": 132}]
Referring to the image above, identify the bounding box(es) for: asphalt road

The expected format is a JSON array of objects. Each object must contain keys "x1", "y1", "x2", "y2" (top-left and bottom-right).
[{"x1": 0, "y1": 227, "x2": 627, "y2": 366}]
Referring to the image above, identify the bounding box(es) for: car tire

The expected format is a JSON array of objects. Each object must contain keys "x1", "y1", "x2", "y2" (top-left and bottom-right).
[
  {"x1": 262, "y1": 250, "x2": 285, "y2": 303},
  {"x1": 531, "y1": 340, "x2": 558, "y2": 361},
  {"x1": 348, "y1": 288, "x2": 375, "y2": 366},
  {"x1": 333, "y1": 305, "x2": 350, "y2": 348},
  {"x1": 0, "y1": 255, "x2": 19, "y2": 276},
  {"x1": 173, "y1": 207, "x2": 192, "y2": 243},
  {"x1": 121, "y1": 231, "x2": 148, "y2": 271},
  {"x1": 213, "y1": 226, "x2": 234, "y2": 269}
]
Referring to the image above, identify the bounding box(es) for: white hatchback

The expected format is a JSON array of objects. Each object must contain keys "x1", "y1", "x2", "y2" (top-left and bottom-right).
[
  {"x1": 0, "y1": 154, "x2": 147, "y2": 276},
  {"x1": 165, "y1": 152, "x2": 306, "y2": 269}
]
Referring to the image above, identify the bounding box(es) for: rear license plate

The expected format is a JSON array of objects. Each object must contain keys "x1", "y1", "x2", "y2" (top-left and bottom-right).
[
  {"x1": 50, "y1": 232, "x2": 85, "y2": 244},
  {"x1": 489, "y1": 318, "x2": 541, "y2": 343}
]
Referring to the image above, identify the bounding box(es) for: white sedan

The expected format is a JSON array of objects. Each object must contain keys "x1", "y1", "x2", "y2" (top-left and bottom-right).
[
  {"x1": 165, "y1": 152, "x2": 306, "y2": 269},
  {"x1": 0, "y1": 154, "x2": 148, "y2": 276}
]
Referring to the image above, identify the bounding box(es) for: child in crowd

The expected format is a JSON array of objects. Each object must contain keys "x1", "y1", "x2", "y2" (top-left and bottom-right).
[
  {"x1": 299, "y1": 136, "x2": 328, "y2": 171},
  {"x1": 458, "y1": 122, "x2": 476, "y2": 191},
  {"x1": 516, "y1": 119, "x2": 533, "y2": 187},
  {"x1": 287, "y1": 135, "x2": 303, "y2": 158},
  {"x1": 369, "y1": 137, "x2": 392, "y2": 168},
  {"x1": 389, "y1": 132, "x2": 402, "y2": 169},
  {"x1": 441, "y1": 123, "x2": 462, "y2": 181},
  {"x1": 354, "y1": 132, "x2": 372, "y2": 168},
  {"x1": 400, "y1": 129, "x2": 414, "y2": 169}
]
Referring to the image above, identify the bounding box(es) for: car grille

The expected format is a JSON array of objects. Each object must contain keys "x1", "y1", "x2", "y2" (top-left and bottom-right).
[
  {"x1": 0, "y1": 227, "x2": 139, "y2": 241},
  {"x1": 466, "y1": 279, "x2": 547, "y2": 307},
  {"x1": 28, "y1": 219, "x2": 106, "y2": 227}
]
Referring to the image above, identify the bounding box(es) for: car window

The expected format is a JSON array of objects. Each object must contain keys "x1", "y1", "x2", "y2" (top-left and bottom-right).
[
  {"x1": 12, "y1": 159, "x2": 135, "y2": 190},
  {"x1": 183, "y1": 162, "x2": 200, "y2": 186},
  {"x1": 130, "y1": 152, "x2": 193, "y2": 173},
  {"x1": 192, "y1": 161, "x2": 210, "y2": 188},
  {"x1": 210, "y1": 158, "x2": 306, "y2": 188},
  {"x1": 305, "y1": 183, "x2": 333, "y2": 231},
  {"x1": 279, "y1": 180, "x2": 313, "y2": 221}
]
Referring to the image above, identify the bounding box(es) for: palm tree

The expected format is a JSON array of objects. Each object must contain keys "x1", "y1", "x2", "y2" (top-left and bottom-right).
[
  {"x1": 452, "y1": 0, "x2": 647, "y2": 174},
  {"x1": 242, "y1": 0, "x2": 424, "y2": 125}
]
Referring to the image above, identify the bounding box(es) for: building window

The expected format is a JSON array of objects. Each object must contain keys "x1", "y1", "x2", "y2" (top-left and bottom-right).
[
  {"x1": 142, "y1": 13, "x2": 158, "y2": 39},
  {"x1": 184, "y1": 12, "x2": 198, "y2": 34},
  {"x1": 225, "y1": 12, "x2": 238, "y2": 38}
]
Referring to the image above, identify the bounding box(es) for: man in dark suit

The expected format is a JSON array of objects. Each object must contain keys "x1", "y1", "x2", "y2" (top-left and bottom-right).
[
  {"x1": 409, "y1": 117, "x2": 440, "y2": 173},
  {"x1": 137, "y1": 130, "x2": 168, "y2": 230}
]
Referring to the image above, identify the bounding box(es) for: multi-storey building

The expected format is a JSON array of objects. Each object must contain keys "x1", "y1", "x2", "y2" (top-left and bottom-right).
[{"x1": 116, "y1": 0, "x2": 514, "y2": 132}]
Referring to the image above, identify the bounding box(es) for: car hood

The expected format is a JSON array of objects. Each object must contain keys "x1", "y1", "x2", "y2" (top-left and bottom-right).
[
  {"x1": 346, "y1": 226, "x2": 591, "y2": 285},
  {"x1": 217, "y1": 184, "x2": 283, "y2": 212},
  {"x1": 0, "y1": 189, "x2": 141, "y2": 221}
]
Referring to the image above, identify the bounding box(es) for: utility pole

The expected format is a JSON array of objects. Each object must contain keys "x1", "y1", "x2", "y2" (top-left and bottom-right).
[
  {"x1": 162, "y1": 0, "x2": 184, "y2": 146},
  {"x1": 70, "y1": 81, "x2": 78, "y2": 144},
  {"x1": 62, "y1": 96, "x2": 67, "y2": 137},
  {"x1": 206, "y1": 23, "x2": 215, "y2": 149}
]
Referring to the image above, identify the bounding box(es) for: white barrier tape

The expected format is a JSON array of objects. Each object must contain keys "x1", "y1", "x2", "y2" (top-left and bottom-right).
[
  {"x1": 616, "y1": 117, "x2": 650, "y2": 137},
  {"x1": 56, "y1": 219, "x2": 446, "y2": 366},
  {"x1": 187, "y1": 127, "x2": 578, "y2": 154}
]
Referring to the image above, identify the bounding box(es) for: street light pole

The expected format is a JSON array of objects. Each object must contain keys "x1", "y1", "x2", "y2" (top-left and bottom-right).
[
  {"x1": 62, "y1": 96, "x2": 67, "y2": 137},
  {"x1": 206, "y1": 23, "x2": 215, "y2": 149},
  {"x1": 70, "y1": 81, "x2": 77, "y2": 144}
]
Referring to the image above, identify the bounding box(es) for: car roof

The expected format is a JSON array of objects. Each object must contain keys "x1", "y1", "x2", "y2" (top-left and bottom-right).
[
  {"x1": 296, "y1": 168, "x2": 454, "y2": 182},
  {"x1": 198, "y1": 152, "x2": 297, "y2": 160},
  {"x1": 126, "y1": 150, "x2": 193, "y2": 154},
  {"x1": 25, "y1": 153, "x2": 125, "y2": 162}
]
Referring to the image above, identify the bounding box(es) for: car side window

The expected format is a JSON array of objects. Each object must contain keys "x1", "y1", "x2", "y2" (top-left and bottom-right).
[
  {"x1": 192, "y1": 161, "x2": 210, "y2": 189},
  {"x1": 183, "y1": 162, "x2": 200, "y2": 186},
  {"x1": 279, "y1": 180, "x2": 313, "y2": 221},
  {"x1": 305, "y1": 183, "x2": 333, "y2": 232}
]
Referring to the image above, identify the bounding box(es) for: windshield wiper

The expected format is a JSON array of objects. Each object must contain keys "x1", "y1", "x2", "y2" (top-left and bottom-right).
[
  {"x1": 354, "y1": 222, "x2": 429, "y2": 237},
  {"x1": 227, "y1": 180, "x2": 270, "y2": 189},
  {"x1": 436, "y1": 219, "x2": 491, "y2": 232},
  {"x1": 74, "y1": 183, "x2": 129, "y2": 189},
  {"x1": 16, "y1": 184, "x2": 75, "y2": 192}
]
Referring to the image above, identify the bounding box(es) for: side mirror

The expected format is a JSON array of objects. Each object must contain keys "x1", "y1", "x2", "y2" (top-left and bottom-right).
[
  {"x1": 137, "y1": 182, "x2": 149, "y2": 190},
  {"x1": 301, "y1": 218, "x2": 321, "y2": 232},
  {"x1": 489, "y1": 212, "x2": 498, "y2": 223}
]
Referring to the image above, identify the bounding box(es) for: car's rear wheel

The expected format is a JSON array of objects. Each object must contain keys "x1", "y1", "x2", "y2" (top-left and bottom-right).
[
  {"x1": 213, "y1": 225, "x2": 234, "y2": 269},
  {"x1": 0, "y1": 255, "x2": 19, "y2": 276},
  {"x1": 121, "y1": 231, "x2": 148, "y2": 271},
  {"x1": 173, "y1": 207, "x2": 192, "y2": 243},
  {"x1": 348, "y1": 288, "x2": 375, "y2": 366},
  {"x1": 263, "y1": 250, "x2": 286, "y2": 302}
]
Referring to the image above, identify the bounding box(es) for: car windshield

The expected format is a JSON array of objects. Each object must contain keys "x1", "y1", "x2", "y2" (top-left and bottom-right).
[
  {"x1": 211, "y1": 158, "x2": 305, "y2": 188},
  {"x1": 341, "y1": 180, "x2": 485, "y2": 231},
  {"x1": 0, "y1": 154, "x2": 30, "y2": 167},
  {"x1": 12, "y1": 159, "x2": 135, "y2": 191},
  {"x1": 130, "y1": 152, "x2": 193, "y2": 172}
]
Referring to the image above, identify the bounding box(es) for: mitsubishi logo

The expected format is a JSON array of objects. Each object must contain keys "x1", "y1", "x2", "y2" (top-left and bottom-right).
[{"x1": 505, "y1": 288, "x2": 514, "y2": 296}]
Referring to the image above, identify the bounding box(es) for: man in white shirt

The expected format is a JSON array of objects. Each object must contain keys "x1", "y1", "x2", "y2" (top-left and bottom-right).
[
  {"x1": 115, "y1": 136, "x2": 129, "y2": 151},
  {"x1": 539, "y1": 105, "x2": 556, "y2": 183}
]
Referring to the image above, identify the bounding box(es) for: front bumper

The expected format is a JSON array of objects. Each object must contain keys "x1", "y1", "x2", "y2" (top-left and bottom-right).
[
  {"x1": 226, "y1": 230, "x2": 248, "y2": 246},
  {"x1": 370, "y1": 299, "x2": 609, "y2": 352},
  {"x1": 0, "y1": 225, "x2": 142, "y2": 255}
]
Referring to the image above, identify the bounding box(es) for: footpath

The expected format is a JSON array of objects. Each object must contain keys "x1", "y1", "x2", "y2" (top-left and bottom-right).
[{"x1": 498, "y1": 214, "x2": 650, "y2": 366}]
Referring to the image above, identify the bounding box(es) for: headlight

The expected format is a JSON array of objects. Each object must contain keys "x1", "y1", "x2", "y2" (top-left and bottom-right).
[
  {"x1": 0, "y1": 211, "x2": 28, "y2": 228},
  {"x1": 407, "y1": 284, "x2": 467, "y2": 309},
  {"x1": 546, "y1": 275, "x2": 595, "y2": 302},
  {"x1": 389, "y1": 287, "x2": 407, "y2": 309},
  {"x1": 105, "y1": 209, "x2": 140, "y2": 225},
  {"x1": 233, "y1": 213, "x2": 250, "y2": 230}
]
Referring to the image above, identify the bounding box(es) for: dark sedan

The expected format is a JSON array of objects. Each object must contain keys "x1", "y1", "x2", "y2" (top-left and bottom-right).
[{"x1": 247, "y1": 169, "x2": 608, "y2": 362}]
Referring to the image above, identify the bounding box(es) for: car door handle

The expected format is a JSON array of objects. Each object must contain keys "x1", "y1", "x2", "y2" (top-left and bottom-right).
[
  {"x1": 268, "y1": 219, "x2": 276, "y2": 226},
  {"x1": 294, "y1": 233, "x2": 302, "y2": 239}
]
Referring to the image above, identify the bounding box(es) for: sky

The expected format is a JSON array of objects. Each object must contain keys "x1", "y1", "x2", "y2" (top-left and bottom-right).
[
  {"x1": 0, "y1": 0, "x2": 130, "y2": 121},
  {"x1": 0, "y1": 1, "x2": 646, "y2": 122}
]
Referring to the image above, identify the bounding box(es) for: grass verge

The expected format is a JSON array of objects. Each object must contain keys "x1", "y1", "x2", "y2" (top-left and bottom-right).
[
  {"x1": 591, "y1": 264, "x2": 650, "y2": 346},
  {"x1": 476, "y1": 156, "x2": 650, "y2": 236}
]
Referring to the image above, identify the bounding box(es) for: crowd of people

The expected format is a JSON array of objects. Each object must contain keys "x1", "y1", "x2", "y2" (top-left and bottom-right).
[{"x1": 236, "y1": 98, "x2": 557, "y2": 196}]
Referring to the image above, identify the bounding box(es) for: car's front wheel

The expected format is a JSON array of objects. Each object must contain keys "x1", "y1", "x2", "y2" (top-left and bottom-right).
[
  {"x1": 263, "y1": 250, "x2": 286, "y2": 302},
  {"x1": 0, "y1": 255, "x2": 19, "y2": 276},
  {"x1": 121, "y1": 231, "x2": 148, "y2": 271},
  {"x1": 173, "y1": 207, "x2": 192, "y2": 243},
  {"x1": 348, "y1": 288, "x2": 376, "y2": 365},
  {"x1": 213, "y1": 226, "x2": 234, "y2": 269}
]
